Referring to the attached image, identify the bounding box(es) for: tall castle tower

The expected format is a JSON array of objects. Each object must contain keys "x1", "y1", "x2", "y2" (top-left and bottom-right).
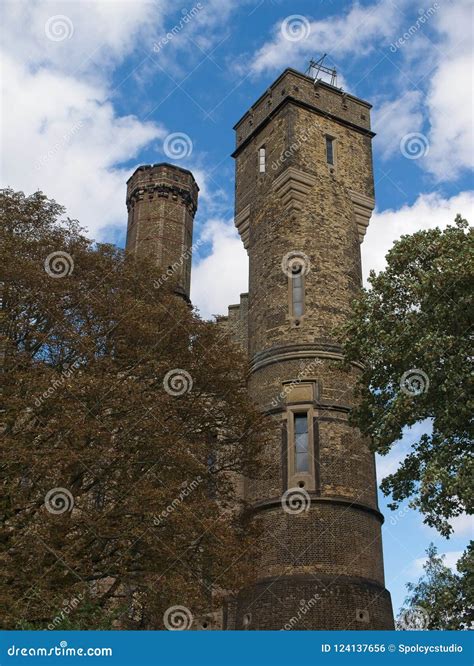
[
  {"x1": 224, "y1": 68, "x2": 394, "y2": 630},
  {"x1": 125, "y1": 163, "x2": 199, "y2": 300}
]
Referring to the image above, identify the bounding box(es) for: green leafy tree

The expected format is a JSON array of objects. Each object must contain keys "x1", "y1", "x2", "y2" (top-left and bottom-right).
[
  {"x1": 342, "y1": 216, "x2": 473, "y2": 536},
  {"x1": 397, "y1": 543, "x2": 473, "y2": 630}
]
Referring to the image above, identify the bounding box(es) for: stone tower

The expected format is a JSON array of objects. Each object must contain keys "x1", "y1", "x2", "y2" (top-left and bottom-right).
[
  {"x1": 125, "y1": 163, "x2": 199, "y2": 300},
  {"x1": 224, "y1": 68, "x2": 394, "y2": 630}
]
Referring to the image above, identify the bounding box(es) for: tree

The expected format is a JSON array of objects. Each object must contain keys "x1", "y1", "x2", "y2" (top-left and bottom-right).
[
  {"x1": 0, "y1": 188, "x2": 268, "y2": 629},
  {"x1": 342, "y1": 216, "x2": 473, "y2": 537},
  {"x1": 397, "y1": 543, "x2": 473, "y2": 630}
]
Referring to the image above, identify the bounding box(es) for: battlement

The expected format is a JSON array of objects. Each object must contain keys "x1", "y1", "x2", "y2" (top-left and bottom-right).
[
  {"x1": 126, "y1": 163, "x2": 199, "y2": 214},
  {"x1": 233, "y1": 68, "x2": 373, "y2": 156}
]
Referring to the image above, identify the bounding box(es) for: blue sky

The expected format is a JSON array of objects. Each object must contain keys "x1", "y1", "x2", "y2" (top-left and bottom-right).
[{"x1": 2, "y1": 0, "x2": 473, "y2": 617}]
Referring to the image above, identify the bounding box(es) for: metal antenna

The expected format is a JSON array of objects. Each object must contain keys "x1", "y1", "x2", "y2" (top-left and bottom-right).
[{"x1": 306, "y1": 55, "x2": 338, "y2": 88}]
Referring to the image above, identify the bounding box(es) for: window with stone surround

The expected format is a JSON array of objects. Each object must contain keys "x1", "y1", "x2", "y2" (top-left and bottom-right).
[
  {"x1": 325, "y1": 135, "x2": 335, "y2": 165},
  {"x1": 290, "y1": 264, "x2": 304, "y2": 318},
  {"x1": 294, "y1": 412, "x2": 309, "y2": 473},
  {"x1": 258, "y1": 146, "x2": 266, "y2": 173}
]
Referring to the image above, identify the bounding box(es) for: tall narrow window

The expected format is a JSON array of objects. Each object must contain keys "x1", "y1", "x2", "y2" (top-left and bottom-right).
[
  {"x1": 294, "y1": 413, "x2": 309, "y2": 473},
  {"x1": 291, "y1": 264, "x2": 304, "y2": 318},
  {"x1": 325, "y1": 136, "x2": 334, "y2": 165},
  {"x1": 258, "y1": 146, "x2": 266, "y2": 173}
]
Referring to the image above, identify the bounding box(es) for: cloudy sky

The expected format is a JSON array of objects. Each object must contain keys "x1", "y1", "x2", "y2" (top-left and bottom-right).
[{"x1": 1, "y1": 0, "x2": 473, "y2": 616}]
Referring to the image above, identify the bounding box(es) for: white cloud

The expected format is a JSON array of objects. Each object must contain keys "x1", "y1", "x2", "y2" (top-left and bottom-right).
[
  {"x1": 0, "y1": 0, "x2": 172, "y2": 238},
  {"x1": 191, "y1": 218, "x2": 248, "y2": 319},
  {"x1": 373, "y1": 91, "x2": 423, "y2": 160},
  {"x1": 418, "y1": 0, "x2": 474, "y2": 181},
  {"x1": 449, "y1": 513, "x2": 474, "y2": 539},
  {"x1": 1, "y1": 0, "x2": 163, "y2": 79},
  {"x1": 363, "y1": 191, "x2": 474, "y2": 282},
  {"x1": 1, "y1": 54, "x2": 166, "y2": 239},
  {"x1": 247, "y1": 0, "x2": 402, "y2": 76},
  {"x1": 425, "y1": 52, "x2": 474, "y2": 181},
  {"x1": 411, "y1": 550, "x2": 463, "y2": 576}
]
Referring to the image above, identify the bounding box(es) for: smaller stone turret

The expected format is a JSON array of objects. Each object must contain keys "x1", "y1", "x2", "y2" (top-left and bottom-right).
[{"x1": 125, "y1": 163, "x2": 199, "y2": 300}]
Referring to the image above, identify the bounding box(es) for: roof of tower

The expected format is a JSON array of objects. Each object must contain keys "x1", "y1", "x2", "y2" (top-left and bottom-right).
[
  {"x1": 232, "y1": 67, "x2": 374, "y2": 157},
  {"x1": 126, "y1": 163, "x2": 199, "y2": 190},
  {"x1": 233, "y1": 67, "x2": 372, "y2": 130}
]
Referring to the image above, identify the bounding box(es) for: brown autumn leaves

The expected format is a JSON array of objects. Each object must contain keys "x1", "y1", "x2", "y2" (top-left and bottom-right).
[{"x1": 0, "y1": 189, "x2": 268, "y2": 629}]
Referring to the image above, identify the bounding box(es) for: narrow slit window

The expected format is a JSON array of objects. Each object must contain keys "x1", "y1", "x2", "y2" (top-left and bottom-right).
[
  {"x1": 258, "y1": 146, "x2": 266, "y2": 173},
  {"x1": 325, "y1": 136, "x2": 334, "y2": 165},
  {"x1": 291, "y1": 264, "x2": 304, "y2": 318},
  {"x1": 294, "y1": 413, "x2": 309, "y2": 473}
]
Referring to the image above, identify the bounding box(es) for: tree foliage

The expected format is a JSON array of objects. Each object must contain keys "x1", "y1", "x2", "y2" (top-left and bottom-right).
[
  {"x1": 0, "y1": 188, "x2": 268, "y2": 629},
  {"x1": 342, "y1": 216, "x2": 473, "y2": 536},
  {"x1": 397, "y1": 543, "x2": 473, "y2": 630}
]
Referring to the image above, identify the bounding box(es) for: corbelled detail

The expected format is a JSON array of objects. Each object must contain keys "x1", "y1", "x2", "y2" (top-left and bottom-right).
[
  {"x1": 272, "y1": 166, "x2": 318, "y2": 212},
  {"x1": 348, "y1": 189, "x2": 375, "y2": 242},
  {"x1": 126, "y1": 183, "x2": 198, "y2": 216},
  {"x1": 234, "y1": 204, "x2": 251, "y2": 250}
]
